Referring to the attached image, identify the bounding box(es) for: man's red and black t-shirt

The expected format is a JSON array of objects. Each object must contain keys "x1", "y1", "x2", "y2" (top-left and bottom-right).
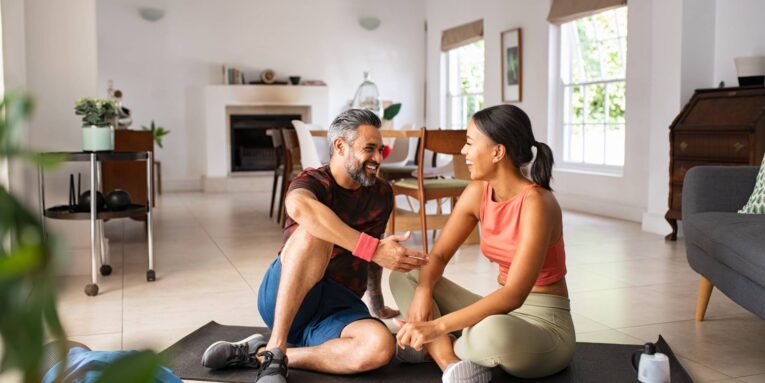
[{"x1": 281, "y1": 166, "x2": 393, "y2": 297}]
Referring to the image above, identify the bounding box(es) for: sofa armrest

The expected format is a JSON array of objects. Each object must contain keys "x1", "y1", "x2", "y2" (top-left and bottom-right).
[{"x1": 682, "y1": 166, "x2": 759, "y2": 218}]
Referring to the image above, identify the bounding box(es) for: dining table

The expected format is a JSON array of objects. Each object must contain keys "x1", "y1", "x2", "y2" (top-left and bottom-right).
[{"x1": 309, "y1": 129, "x2": 422, "y2": 138}]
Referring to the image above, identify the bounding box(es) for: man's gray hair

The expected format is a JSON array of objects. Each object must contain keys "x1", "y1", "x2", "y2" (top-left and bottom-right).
[{"x1": 327, "y1": 109, "x2": 381, "y2": 156}]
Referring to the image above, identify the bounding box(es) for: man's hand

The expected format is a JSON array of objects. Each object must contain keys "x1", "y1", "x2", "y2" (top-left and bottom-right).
[
  {"x1": 394, "y1": 318, "x2": 445, "y2": 351},
  {"x1": 372, "y1": 231, "x2": 428, "y2": 272}
]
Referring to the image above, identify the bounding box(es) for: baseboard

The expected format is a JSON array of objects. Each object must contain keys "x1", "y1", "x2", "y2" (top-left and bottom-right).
[
  {"x1": 641, "y1": 211, "x2": 680, "y2": 237},
  {"x1": 163, "y1": 178, "x2": 203, "y2": 192},
  {"x1": 555, "y1": 192, "x2": 644, "y2": 222},
  {"x1": 202, "y1": 174, "x2": 273, "y2": 193}
]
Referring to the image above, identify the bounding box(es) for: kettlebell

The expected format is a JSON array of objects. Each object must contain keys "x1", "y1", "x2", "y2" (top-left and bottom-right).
[
  {"x1": 78, "y1": 190, "x2": 106, "y2": 212},
  {"x1": 105, "y1": 189, "x2": 132, "y2": 211}
]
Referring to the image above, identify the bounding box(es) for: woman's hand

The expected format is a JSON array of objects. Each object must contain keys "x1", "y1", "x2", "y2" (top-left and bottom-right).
[
  {"x1": 406, "y1": 287, "x2": 433, "y2": 323},
  {"x1": 395, "y1": 319, "x2": 445, "y2": 351}
]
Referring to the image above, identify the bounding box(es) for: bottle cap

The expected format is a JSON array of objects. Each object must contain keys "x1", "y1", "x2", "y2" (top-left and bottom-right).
[{"x1": 642, "y1": 342, "x2": 656, "y2": 355}]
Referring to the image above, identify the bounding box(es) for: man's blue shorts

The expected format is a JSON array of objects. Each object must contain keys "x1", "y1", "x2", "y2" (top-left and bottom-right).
[{"x1": 257, "y1": 257, "x2": 379, "y2": 347}]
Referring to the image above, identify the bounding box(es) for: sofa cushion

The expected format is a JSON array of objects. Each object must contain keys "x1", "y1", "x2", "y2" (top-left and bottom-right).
[
  {"x1": 739, "y1": 154, "x2": 765, "y2": 214},
  {"x1": 685, "y1": 212, "x2": 765, "y2": 287}
]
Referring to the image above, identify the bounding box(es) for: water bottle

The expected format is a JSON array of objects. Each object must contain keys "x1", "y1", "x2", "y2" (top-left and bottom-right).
[{"x1": 631, "y1": 342, "x2": 670, "y2": 383}]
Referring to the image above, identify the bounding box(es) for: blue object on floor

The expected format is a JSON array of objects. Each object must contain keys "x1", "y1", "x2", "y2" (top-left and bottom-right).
[{"x1": 41, "y1": 347, "x2": 182, "y2": 383}]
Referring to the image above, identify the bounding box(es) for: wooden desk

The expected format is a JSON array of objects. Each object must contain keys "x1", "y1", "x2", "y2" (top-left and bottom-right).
[
  {"x1": 310, "y1": 130, "x2": 422, "y2": 138},
  {"x1": 102, "y1": 130, "x2": 155, "y2": 210}
]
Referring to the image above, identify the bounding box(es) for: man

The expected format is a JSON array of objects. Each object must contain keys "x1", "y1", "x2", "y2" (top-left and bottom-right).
[{"x1": 201, "y1": 109, "x2": 427, "y2": 382}]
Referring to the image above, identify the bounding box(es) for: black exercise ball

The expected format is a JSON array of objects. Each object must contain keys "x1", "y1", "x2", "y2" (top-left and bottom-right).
[
  {"x1": 106, "y1": 189, "x2": 131, "y2": 211},
  {"x1": 78, "y1": 190, "x2": 106, "y2": 212}
]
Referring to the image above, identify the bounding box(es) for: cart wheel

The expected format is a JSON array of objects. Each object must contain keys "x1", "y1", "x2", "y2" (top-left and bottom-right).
[
  {"x1": 85, "y1": 284, "x2": 99, "y2": 296},
  {"x1": 146, "y1": 270, "x2": 156, "y2": 282},
  {"x1": 100, "y1": 264, "x2": 112, "y2": 276}
]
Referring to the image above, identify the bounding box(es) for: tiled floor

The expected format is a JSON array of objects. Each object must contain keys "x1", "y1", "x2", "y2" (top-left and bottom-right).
[{"x1": 51, "y1": 191, "x2": 765, "y2": 382}]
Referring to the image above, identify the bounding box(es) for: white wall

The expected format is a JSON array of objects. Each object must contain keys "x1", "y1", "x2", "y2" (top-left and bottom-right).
[
  {"x1": 96, "y1": 0, "x2": 426, "y2": 191},
  {"x1": 640, "y1": 0, "x2": 684, "y2": 235},
  {"x1": 424, "y1": 0, "x2": 765, "y2": 235},
  {"x1": 2, "y1": 0, "x2": 29, "y2": 196},
  {"x1": 25, "y1": 0, "x2": 98, "y2": 152},
  {"x1": 713, "y1": 0, "x2": 765, "y2": 87},
  {"x1": 424, "y1": 0, "x2": 551, "y2": 135},
  {"x1": 424, "y1": 0, "x2": 655, "y2": 223},
  {"x1": 681, "y1": 0, "x2": 716, "y2": 103},
  {"x1": 1, "y1": 0, "x2": 99, "y2": 269}
]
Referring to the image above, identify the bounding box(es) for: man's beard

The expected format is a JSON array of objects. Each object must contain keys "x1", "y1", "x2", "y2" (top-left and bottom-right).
[{"x1": 345, "y1": 157, "x2": 378, "y2": 187}]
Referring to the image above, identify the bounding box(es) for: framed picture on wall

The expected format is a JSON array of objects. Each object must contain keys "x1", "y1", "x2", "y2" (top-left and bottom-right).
[{"x1": 501, "y1": 28, "x2": 522, "y2": 102}]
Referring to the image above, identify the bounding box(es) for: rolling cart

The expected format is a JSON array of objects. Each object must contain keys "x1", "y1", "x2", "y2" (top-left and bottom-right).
[{"x1": 38, "y1": 151, "x2": 155, "y2": 296}]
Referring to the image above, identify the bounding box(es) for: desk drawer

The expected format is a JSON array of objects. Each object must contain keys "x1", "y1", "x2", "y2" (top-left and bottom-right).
[
  {"x1": 671, "y1": 161, "x2": 741, "y2": 185},
  {"x1": 673, "y1": 133, "x2": 751, "y2": 161}
]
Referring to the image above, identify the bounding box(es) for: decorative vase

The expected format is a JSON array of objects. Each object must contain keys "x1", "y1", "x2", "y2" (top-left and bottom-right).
[
  {"x1": 350, "y1": 72, "x2": 383, "y2": 118},
  {"x1": 82, "y1": 125, "x2": 114, "y2": 152}
]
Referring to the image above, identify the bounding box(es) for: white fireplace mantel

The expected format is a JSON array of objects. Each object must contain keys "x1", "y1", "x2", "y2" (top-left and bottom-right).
[{"x1": 203, "y1": 85, "x2": 329, "y2": 186}]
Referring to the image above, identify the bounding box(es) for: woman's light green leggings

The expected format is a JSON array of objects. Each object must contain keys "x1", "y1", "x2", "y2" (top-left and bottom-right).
[{"x1": 390, "y1": 270, "x2": 576, "y2": 379}]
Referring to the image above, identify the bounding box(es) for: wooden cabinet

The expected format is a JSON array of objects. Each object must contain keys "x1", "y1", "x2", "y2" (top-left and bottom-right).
[
  {"x1": 102, "y1": 130, "x2": 154, "y2": 219},
  {"x1": 666, "y1": 86, "x2": 765, "y2": 240}
]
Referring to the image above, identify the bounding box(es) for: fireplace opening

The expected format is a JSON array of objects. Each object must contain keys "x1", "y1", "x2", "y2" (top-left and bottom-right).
[{"x1": 230, "y1": 114, "x2": 301, "y2": 172}]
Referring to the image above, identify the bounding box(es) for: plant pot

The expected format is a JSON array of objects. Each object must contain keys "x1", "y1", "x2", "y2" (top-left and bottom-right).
[{"x1": 81, "y1": 125, "x2": 114, "y2": 152}]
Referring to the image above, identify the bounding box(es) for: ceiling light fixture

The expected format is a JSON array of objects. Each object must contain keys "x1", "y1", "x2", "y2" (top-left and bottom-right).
[{"x1": 138, "y1": 7, "x2": 165, "y2": 22}]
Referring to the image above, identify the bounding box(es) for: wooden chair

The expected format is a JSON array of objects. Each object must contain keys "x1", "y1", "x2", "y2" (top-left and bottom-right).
[
  {"x1": 268, "y1": 128, "x2": 285, "y2": 219},
  {"x1": 279, "y1": 129, "x2": 302, "y2": 226},
  {"x1": 389, "y1": 128, "x2": 473, "y2": 254},
  {"x1": 378, "y1": 123, "x2": 417, "y2": 182}
]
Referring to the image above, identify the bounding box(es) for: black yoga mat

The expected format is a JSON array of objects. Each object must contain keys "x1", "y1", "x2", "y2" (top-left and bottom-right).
[{"x1": 161, "y1": 321, "x2": 693, "y2": 383}]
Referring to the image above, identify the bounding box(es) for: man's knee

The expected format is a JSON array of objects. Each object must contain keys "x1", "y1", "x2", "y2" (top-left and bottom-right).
[
  {"x1": 350, "y1": 329, "x2": 394, "y2": 371},
  {"x1": 283, "y1": 226, "x2": 333, "y2": 257},
  {"x1": 344, "y1": 321, "x2": 394, "y2": 372}
]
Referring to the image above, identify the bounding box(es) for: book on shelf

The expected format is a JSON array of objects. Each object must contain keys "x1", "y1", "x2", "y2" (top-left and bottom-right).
[{"x1": 222, "y1": 65, "x2": 246, "y2": 85}]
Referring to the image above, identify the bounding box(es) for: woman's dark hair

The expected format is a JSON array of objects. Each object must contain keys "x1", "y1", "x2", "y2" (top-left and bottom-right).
[{"x1": 472, "y1": 104, "x2": 554, "y2": 190}]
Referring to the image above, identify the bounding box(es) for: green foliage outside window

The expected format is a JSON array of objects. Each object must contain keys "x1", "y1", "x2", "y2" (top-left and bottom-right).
[{"x1": 563, "y1": 7, "x2": 627, "y2": 166}]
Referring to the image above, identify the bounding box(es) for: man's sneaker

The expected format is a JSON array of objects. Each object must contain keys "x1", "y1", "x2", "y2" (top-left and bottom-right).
[
  {"x1": 442, "y1": 360, "x2": 492, "y2": 383},
  {"x1": 255, "y1": 348, "x2": 288, "y2": 383},
  {"x1": 201, "y1": 333, "x2": 266, "y2": 369}
]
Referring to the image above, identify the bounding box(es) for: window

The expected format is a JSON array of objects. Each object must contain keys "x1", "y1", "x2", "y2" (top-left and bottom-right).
[
  {"x1": 446, "y1": 40, "x2": 484, "y2": 129},
  {"x1": 557, "y1": 7, "x2": 627, "y2": 171}
]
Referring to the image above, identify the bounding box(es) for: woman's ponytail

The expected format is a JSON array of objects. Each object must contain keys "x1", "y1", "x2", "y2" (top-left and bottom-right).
[
  {"x1": 472, "y1": 104, "x2": 555, "y2": 190},
  {"x1": 531, "y1": 142, "x2": 554, "y2": 191}
]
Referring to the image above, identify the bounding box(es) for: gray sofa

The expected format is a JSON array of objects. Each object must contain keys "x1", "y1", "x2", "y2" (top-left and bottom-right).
[{"x1": 682, "y1": 166, "x2": 765, "y2": 320}]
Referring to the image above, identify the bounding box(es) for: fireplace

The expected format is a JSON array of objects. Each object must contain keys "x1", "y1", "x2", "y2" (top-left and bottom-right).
[
  {"x1": 230, "y1": 114, "x2": 301, "y2": 172},
  {"x1": 203, "y1": 86, "x2": 328, "y2": 192}
]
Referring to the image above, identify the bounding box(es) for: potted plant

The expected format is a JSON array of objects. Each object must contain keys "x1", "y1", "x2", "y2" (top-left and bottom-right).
[
  {"x1": 381, "y1": 102, "x2": 401, "y2": 129},
  {"x1": 141, "y1": 120, "x2": 170, "y2": 148},
  {"x1": 74, "y1": 97, "x2": 118, "y2": 151}
]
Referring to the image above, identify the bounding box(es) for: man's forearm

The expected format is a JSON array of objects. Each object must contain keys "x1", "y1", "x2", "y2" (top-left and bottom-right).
[
  {"x1": 367, "y1": 263, "x2": 384, "y2": 311},
  {"x1": 288, "y1": 194, "x2": 360, "y2": 251}
]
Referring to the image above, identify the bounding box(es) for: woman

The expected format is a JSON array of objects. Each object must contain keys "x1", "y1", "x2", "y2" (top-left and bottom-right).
[{"x1": 391, "y1": 104, "x2": 574, "y2": 383}]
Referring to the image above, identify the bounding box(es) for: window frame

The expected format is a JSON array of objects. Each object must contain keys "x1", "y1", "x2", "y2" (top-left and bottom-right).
[
  {"x1": 550, "y1": 7, "x2": 627, "y2": 176},
  {"x1": 444, "y1": 40, "x2": 485, "y2": 130}
]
